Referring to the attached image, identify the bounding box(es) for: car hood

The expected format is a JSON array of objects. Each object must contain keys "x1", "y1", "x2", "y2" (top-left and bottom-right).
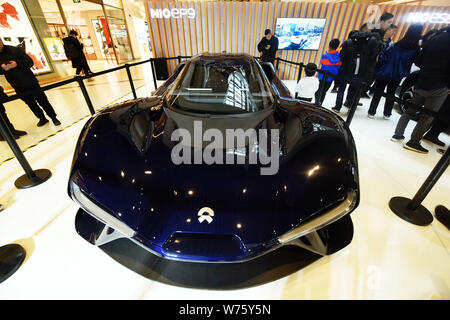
[{"x1": 70, "y1": 101, "x2": 358, "y2": 254}]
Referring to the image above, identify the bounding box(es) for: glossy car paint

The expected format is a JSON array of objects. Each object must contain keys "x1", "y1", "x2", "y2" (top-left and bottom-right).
[{"x1": 69, "y1": 53, "x2": 359, "y2": 262}]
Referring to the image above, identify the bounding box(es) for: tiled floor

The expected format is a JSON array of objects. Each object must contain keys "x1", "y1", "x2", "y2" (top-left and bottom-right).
[
  {"x1": 0, "y1": 60, "x2": 155, "y2": 163},
  {"x1": 0, "y1": 76, "x2": 448, "y2": 299}
]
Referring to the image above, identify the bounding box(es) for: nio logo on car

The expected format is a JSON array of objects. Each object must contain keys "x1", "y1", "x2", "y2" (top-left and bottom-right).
[{"x1": 198, "y1": 207, "x2": 214, "y2": 224}]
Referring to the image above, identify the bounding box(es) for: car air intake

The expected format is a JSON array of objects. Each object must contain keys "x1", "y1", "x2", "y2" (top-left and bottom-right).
[{"x1": 163, "y1": 233, "x2": 245, "y2": 260}]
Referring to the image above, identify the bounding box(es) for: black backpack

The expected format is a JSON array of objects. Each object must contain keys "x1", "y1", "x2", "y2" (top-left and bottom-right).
[
  {"x1": 62, "y1": 37, "x2": 80, "y2": 60},
  {"x1": 350, "y1": 32, "x2": 372, "y2": 55},
  {"x1": 348, "y1": 32, "x2": 374, "y2": 75}
]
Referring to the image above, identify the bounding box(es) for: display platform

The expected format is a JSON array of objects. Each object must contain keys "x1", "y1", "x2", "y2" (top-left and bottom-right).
[{"x1": 0, "y1": 80, "x2": 449, "y2": 299}]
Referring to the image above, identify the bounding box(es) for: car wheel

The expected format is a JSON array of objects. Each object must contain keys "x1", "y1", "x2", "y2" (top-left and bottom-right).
[
  {"x1": 399, "y1": 86, "x2": 421, "y2": 121},
  {"x1": 396, "y1": 71, "x2": 420, "y2": 120},
  {"x1": 399, "y1": 86, "x2": 413, "y2": 113}
]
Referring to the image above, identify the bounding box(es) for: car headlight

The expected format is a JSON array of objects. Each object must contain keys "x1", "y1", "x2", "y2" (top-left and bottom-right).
[
  {"x1": 278, "y1": 190, "x2": 357, "y2": 244},
  {"x1": 70, "y1": 181, "x2": 135, "y2": 238}
]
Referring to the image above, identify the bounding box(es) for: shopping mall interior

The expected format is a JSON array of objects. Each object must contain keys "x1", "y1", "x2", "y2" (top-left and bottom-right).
[{"x1": 0, "y1": 0, "x2": 449, "y2": 300}]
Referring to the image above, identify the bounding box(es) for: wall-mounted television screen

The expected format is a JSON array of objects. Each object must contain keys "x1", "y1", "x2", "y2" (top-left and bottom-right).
[{"x1": 275, "y1": 18, "x2": 326, "y2": 50}]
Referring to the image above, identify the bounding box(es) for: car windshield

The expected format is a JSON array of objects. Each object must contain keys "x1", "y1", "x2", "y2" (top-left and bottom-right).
[{"x1": 167, "y1": 59, "x2": 274, "y2": 115}]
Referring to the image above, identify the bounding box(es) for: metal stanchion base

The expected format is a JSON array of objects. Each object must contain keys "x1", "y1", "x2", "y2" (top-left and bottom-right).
[
  {"x1": 389, "y1": 196, "x2": 434, "y2": 226},
  {"x1": 0, "y1": 244, "x2": 26, "y2": 284},
  {"x1": 14, "y1": 169, "x2": 52, "y2": 189}
]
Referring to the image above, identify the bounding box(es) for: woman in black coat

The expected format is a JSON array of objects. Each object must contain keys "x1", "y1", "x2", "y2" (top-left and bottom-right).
[{"x1": 63, "y1": 30, "x2": 92, "y2": 76}]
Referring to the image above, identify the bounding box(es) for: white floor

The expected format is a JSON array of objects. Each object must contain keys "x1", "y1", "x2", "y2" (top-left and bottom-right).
[
  {"x1": 0, "y1": 60, "x2": 155, "y2": 164},
  {"x1": 0, "y1": 77, "x2": 449, "y2": 299}
]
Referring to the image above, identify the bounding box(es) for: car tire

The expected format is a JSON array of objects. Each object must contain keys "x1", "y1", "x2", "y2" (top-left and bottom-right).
[{"x1": 396, "y1": 71, "x2": 420, "y2": 121}]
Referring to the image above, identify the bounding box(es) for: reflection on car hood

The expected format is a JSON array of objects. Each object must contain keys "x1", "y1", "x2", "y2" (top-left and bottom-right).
[{"x1": 70, "y1": 106, "x2": 357, "y2": 250}]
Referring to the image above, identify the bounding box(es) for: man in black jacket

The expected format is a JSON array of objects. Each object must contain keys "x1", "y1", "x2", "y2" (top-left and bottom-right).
[
  {"x1": 63, "y1": 30, "x2": 92, "y2": 76},
  {"x1": 332, "y1": 31, "x2": 381, "y2": 113},
  {"x1": 371, "y1": 12, "x2": 394, "y2": 40},
  {"x1": 392, "y1": 28, "x2": 450, "y2": 153},
  {"x1": 0, "y1": 38, "x2": 60, "y2": 127},
  {"x1": 257, "y1": 29, "x2": 279, "y2": 65}
]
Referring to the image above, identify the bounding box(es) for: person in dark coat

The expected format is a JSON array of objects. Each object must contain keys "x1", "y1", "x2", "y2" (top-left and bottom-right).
[
  {"x1": 63, "y1": 30, "x2": 92, "y2": 76},
  {"x1": 332, "y1": 31, "x2": 381, "y2": 113},
  {"x1": 392, "y1": 27, "x2": 450, "y2": 154},
  {"x1": 368, "y1": 23, "x2": 423, "y2": 119},
  {"x1": 371, "y1": 12, "x2": 395, "y2": 40},
  {"x1": 0, "y1": 85, "x2": 27, "y2": 141},
  {"x1": 0, "y1": 38, "x2": 60, "y2": 127},
  {"x1": 359, "y1": 12, "x2": 395, "y2": 100},
  {"x1": 257, "y1": 29, "x2": 279, "y2": 65}
]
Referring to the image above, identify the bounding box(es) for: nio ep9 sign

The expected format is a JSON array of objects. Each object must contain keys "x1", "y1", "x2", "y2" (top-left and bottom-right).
[
  {"x1": 198, "y1": 207, "x2": 214, "y2": 224},
  {"x1": 149, "y1": 7, "x2": 196, "y2": 19},
  {"x1": 171, "y1": 121, "x2": 280, "y2": 175},
  {"x1": 407, "y1": 12, "x2": 450, "y2": 24}
]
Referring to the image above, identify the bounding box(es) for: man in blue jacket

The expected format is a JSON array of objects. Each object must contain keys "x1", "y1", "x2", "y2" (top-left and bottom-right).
[
  {"x1": 315, "y1": 39, "x2": 342, "y2": 106},
  {"x1": 368, "y1": 23, "x2": 422, "y2": 119}
]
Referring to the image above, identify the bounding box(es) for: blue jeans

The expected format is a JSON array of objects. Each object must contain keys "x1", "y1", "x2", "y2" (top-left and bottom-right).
[{"x1": 335, "y1": 75, "x2": 360, "y2": 110}]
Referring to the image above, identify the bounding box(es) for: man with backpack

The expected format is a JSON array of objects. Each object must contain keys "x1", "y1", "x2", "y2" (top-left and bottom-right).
[
  {"x1": 63, "y1": 30, "x2": 93, "y2": 77},
  {"x1": 368, "y1": 24, "x2": 423, "y2": 120},
  {"x1": 332, "y1": 31, "x2": 381, "y2": 113}
]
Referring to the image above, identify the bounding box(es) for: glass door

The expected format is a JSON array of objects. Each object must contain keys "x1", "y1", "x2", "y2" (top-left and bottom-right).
[
  {"x1": 103, "y1": 5, "x2": 132, "y2": 64},
  {"x1": 59, "y1": 0, "x2": 104, "y2": 61}
]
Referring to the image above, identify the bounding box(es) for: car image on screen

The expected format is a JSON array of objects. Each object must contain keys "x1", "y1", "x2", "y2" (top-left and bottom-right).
[{"x1": 275, "y1": 18, "x2": 326, "y2": 50}]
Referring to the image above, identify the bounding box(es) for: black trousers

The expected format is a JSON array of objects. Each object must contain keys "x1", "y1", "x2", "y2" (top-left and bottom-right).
[
  {"x1": 368, "y1": 79, "x2": 401, "y2": 116},
  {"x1": 315, "y1": 80, "x2": 333, "y2": 105},
  {"x1": 0, "y1": 103, "x2": 13, "y2": 129},
  {"x1": 16, "y1": 86, "x2": 57, "y2": 120},
  {"x1": 75, "y1": 55, "x2": 92, "y2": 75},
  {"x1": 332, "y1": 80, "x2": 339, "y2": 90}
]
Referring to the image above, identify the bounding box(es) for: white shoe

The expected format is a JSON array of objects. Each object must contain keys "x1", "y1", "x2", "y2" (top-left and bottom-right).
[
  {"x1": 383, "y1": 115, "x2": 390, "y2": 120},
  {"x1": 367, "y1": 114, "x2": 375, "y2": 119}
]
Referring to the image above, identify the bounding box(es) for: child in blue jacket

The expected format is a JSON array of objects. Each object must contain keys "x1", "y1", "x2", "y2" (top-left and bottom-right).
[{"x1": 315, "y1": 39, "x2": 342, "y2": 106}]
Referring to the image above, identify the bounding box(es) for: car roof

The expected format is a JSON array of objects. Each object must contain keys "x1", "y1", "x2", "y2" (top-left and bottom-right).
[{"x1": 190, "y1": 53, "x2": 255, "y2": 66}]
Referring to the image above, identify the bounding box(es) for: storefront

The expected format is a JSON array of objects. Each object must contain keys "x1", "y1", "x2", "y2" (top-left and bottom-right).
[
  {"x1": 0, "y1": 0, "x2": 145, "y2": 88},
  {"x1": 145, "y1": 0, "x2": 450, "y2": 80}
]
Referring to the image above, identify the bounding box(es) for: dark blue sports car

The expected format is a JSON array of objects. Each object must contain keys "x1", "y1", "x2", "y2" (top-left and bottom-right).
[{"x1": 68, "y1": 53, "x2": 359, "y2": 263}]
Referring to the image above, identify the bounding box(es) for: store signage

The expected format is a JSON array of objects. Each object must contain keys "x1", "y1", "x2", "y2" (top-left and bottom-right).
[
  {"x1": 407, "y1": 12, "x2": 450, "y2": 24},
  {"x1": 149, "y1": 8, "x2": 196, "y2": 19}
]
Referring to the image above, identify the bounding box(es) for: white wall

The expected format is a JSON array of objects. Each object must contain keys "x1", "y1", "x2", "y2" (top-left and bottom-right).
[{"x1": 122, "y1": 0, "x2": 148, "y2": 60}]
